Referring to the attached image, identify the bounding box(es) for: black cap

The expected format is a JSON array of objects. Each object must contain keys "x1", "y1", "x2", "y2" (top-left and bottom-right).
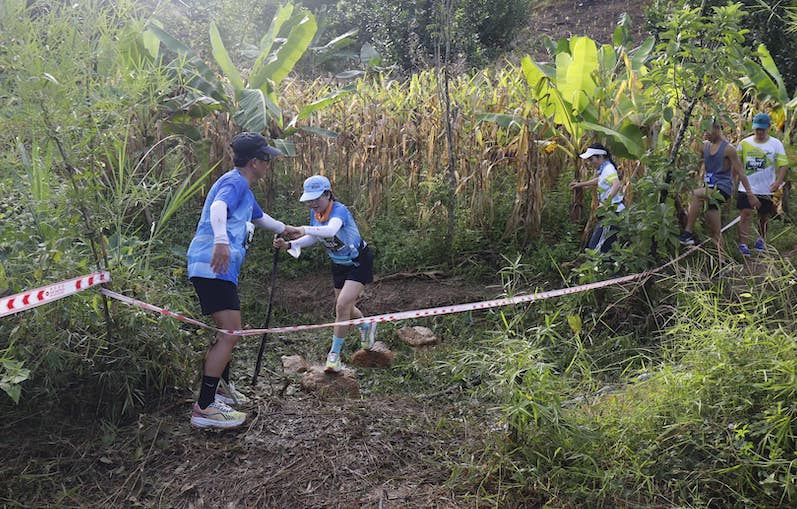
[{"x1": 230, "y1": 132, "x2": 283, "y2": 161}]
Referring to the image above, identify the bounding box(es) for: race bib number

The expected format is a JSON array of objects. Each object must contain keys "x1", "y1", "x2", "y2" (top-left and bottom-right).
[
  {"x1": 320, "y1": 236, "x2": 345, "y2": 251},
  {"x1": 704, "y1": 172, "x2": 716, "y2": 186}
]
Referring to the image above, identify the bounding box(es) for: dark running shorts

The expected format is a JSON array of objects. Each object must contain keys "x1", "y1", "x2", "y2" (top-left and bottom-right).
[
  {"x1": 736, "y1": 192, "x2": 776, "y2": 216},
  {"x1": 331, "y1": 245, "x2": 374, "y2": 289},
  {"x1": 190, "y1": 277, "x2": 240, "y2": 315},
  {"x1": 706, "y1": 187, "x2": 730, "y2": 210}
]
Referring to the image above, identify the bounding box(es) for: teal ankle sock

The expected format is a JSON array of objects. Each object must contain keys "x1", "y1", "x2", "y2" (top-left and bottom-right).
[{"x1": 331, "y1": 335, "x2": 344, "y2": 354}]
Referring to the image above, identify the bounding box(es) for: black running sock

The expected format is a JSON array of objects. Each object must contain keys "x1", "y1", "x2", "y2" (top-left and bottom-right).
[
  {"x1": 198, "y1": 375, "x2": 220, "y2": 409},
  {"x1": 221, "y1": 362, "x2": 230, "y2": 384}
]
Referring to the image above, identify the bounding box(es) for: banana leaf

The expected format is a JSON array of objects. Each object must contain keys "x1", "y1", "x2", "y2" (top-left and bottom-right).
[
  {"x1": 235, "y1": 88, "x2": 282, "y2": 133},
  {"x1": 210, "y1": 22, "x2": 243, "y2": 92}
]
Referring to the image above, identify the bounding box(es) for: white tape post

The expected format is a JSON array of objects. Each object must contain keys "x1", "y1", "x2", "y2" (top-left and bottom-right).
[{"x1": 0, "y1": 271, "x2": 111, "y2": 318}]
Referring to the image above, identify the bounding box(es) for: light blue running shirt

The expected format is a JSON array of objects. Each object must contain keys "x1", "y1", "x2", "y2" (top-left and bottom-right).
[
  {"x1": 187, "y1": 169, "x2": 265, "y2": 285},
  {"x1": 309, "y1": 201, "x2": 364, "y2": 265}
]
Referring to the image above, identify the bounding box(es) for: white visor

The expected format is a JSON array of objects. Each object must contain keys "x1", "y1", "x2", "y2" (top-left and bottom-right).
[{"x1": 579, "y1": 147, "x2": 608, "y2": 159}]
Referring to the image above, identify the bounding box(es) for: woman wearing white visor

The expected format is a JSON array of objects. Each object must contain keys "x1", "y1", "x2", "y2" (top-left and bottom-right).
[{"x1": 570, "y1": 143, "x2": 625, "y2": 253}]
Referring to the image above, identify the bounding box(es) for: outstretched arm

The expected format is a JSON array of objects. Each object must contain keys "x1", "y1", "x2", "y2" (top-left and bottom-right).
[{"x1": 570, "y1": 177, "x2": 598, "y2": 190}]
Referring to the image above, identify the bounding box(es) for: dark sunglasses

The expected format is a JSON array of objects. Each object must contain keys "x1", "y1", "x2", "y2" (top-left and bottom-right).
[{"x1": 255, "y1": 156, "x2": 271, "y2": 163}]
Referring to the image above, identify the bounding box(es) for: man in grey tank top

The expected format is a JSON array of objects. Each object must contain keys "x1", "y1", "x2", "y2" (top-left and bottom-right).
[{"x1": 679, "y1": 119, "x2": 758, "y2": 260}]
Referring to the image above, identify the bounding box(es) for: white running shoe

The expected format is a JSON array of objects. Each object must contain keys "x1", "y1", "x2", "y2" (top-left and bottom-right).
[
  {"x1": 324, "y1": 351, "x2": 342, "y2": 373},
  {"x1": 190, "y1": 401, "x2": 246, "y2": 429},
  {"x1": 215, "y1": 380, "x2": 249, "y2": 406}
]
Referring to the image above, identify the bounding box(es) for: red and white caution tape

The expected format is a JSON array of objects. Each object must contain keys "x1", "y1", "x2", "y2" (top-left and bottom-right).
[
  {"x1": 101, "y1": 272, "x2": 645, "y2": 336},
  {"x1": 99, "y1": 288, "x2": 227, "y2": 330},
  {"x1": 0, "y1": 271, "x2": 111, "y2": 318},
  {"x1": 97, "y1": 216, "x2": 741, "y2": 335},
  {"x1": 5, "y1": 216, "x2": 743, "y2": 333}
]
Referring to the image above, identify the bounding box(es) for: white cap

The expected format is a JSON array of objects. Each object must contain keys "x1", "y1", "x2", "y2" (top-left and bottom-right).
[
  {"x1": 299, "y1": 175, "x2": 331, "y2": 202},
  {"x1": 579, "y1": 147, "x2": 608, "y2": 159}
]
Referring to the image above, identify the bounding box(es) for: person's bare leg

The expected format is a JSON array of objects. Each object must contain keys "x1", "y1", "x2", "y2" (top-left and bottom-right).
[
  {"x1": 759, "y1": 212, "x2": 769, "y2": 246},
  {"x1": 333, "y1": 281, "x2": 364, "y2": 339},
  {"x1": 204, "y1": 309, "x2": 241, "y2": 377},
  {"x1": 705, "y1": 207, "x2": 723, "y2": 266},
  {"x1": 738, "y1": 207, "x2": 754, "y2": 248},
  {"x1": 685, "y1": 188, "x2": 707, "y2": 233}
]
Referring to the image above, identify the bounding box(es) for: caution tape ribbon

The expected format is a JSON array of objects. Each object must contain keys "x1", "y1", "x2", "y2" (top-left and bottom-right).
[
  {"x1": 0, "y1": 271, "x2": 111, "y2": 318},
  {"x1": 4, "y1": 217, "x2": 741, "y2": 333},
  {"x1": 99, "y1": 216, "x2": 741, "y2": 335}
]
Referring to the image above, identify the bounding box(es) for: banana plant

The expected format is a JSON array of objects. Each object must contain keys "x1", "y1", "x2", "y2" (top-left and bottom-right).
[
  {"x1": 509, "y1": 33, "x2": 652, "y2": 221},
  {"x1": 741, "y1": 43, "x2": 797, "y2": 144},
  {"x1": 520, "y1": 33, "x2": 649, "y2": 162},
  {"x1": 148, "y1": 2, "x2": 356, "y2": 154}
]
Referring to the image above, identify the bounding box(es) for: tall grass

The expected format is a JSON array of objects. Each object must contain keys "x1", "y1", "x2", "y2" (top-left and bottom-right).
[
  {"x1": 0, "y1": 0, "x2": 207, "y2": 420},
  {"x1": 444, "y1": 254, "x2": 797, "y2": 507}
]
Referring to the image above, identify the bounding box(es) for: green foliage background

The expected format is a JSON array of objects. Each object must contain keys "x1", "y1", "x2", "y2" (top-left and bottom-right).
[{"x1": 1, "y1": 0, "x2": 796, "y2": 507}]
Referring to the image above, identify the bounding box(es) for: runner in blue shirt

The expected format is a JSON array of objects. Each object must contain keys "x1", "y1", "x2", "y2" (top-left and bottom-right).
[
  {"x1": 274, "y1": 175, "x2": 375, "y2": 373},
  {"x1": 187, "y1": 132, "x2": 300, "y2": 429}
]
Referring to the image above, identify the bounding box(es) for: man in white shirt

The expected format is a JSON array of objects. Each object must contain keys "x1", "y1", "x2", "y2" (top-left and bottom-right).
[{"x1": 736, "y1": 113, "x2": 789, "y2": 256}]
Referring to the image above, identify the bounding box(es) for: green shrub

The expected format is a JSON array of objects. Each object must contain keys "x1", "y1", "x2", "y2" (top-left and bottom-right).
[
  {"x1": 316, "y1": 0, "x2": 532, "y2": 70},
  {"x1": 462, "y1": 257, "x2": 797, "y2": 507}
]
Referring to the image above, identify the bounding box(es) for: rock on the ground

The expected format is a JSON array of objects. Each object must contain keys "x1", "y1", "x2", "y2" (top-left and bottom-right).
[
  {"x1": 397, "y1": 325, "x2": 438, "y2": 347},
  {"x1": 281, "y1": 354, "x2": 309, "y2": 374},
  {"x1": 350, "y1": 341, "x2": 394, "y2": 368},
  {"x1": 301, "y1": 365, "x2": 359, "y2": 397}
]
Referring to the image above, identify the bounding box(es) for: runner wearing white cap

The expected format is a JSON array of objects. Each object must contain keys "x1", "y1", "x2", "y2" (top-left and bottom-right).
[
  {"x1": 274, "y1": 175, "x2": 375, "y2": 373},
  {"x1": 570, "y1": 143, "x2": 625, "y2": 253}
]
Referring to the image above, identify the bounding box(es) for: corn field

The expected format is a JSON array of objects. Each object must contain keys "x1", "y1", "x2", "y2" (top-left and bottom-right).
[{"x1": 274, "y1": 70, "x2": 579, "y2": 244}]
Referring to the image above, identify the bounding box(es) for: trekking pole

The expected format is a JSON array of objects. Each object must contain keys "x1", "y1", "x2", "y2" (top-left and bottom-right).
[{"x1": 251, "y1": 246, "x2": 280, "y2": 386}]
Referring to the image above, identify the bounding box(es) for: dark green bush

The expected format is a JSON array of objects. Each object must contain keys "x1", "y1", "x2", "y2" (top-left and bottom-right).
[{"x1": 314, "y1": 0, "x2": 533, "y2": 70}]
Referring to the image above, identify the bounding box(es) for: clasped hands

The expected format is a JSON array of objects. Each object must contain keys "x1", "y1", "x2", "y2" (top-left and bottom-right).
[{"x1": 273, "y1": 225, "x2": 305, "y2": 249}]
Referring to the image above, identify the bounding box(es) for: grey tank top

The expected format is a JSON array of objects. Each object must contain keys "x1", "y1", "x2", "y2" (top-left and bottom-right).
[{"x1": 704, "y1": 140, "x2": 732, "y2": 195}]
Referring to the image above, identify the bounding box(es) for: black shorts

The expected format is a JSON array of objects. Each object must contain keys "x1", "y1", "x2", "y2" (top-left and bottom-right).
[
  {"x1": 736, "y1": 193, "x2": 776, "y2": 216},
  {"x1": 331, "y1": 245, "x2": 374, "y2": 289},
  {"x1": 190, "y1": 277, "x2": 240, "y2": 315},
  {"x1": 706, "y1": 187, "x2": 730, "y2": 210}
]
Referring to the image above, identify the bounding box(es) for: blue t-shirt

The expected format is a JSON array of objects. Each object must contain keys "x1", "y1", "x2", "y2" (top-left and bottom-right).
[
  {"x1": 187, "y1": 169, "x2": 264, "y2": 285},
  {"x1": 310, "y1": 201, "x2": 364, "y2": 265}
]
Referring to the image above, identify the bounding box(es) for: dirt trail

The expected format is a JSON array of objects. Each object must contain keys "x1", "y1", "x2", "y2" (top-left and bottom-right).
[{"x1": 1, "y1": 274, "x2": 496, "y2": 509}]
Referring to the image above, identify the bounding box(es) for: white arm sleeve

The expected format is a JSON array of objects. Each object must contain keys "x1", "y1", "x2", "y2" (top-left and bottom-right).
[
  {"x1": 290, "y1": 235, "x2": 318, "y2": 249},
  {"x1": 302, "y1": 217, "x2": 343, "y2": 238},
  {"x1": 252, "y1": 214, "x2": 285, "y2": 234},
  {"x1": 209, "y1": 200, "x2": 229, "y2": 245}
]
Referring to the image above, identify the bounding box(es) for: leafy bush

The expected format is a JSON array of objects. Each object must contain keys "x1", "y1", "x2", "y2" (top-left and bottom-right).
[
  {"x1": 0, "y1": 0, "x2": 209, "y2": 420},
  {"x1": 316, "y1": 0, "x2": 532, "y2": 70},
  {"x1": 453, "y1": 255, "x2": 797, "y2": 507}
]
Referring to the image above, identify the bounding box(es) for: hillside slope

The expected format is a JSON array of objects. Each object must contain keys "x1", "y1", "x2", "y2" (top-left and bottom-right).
[{"x1": 524, "y1": 0, "x2": 653, "y2": 51}]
